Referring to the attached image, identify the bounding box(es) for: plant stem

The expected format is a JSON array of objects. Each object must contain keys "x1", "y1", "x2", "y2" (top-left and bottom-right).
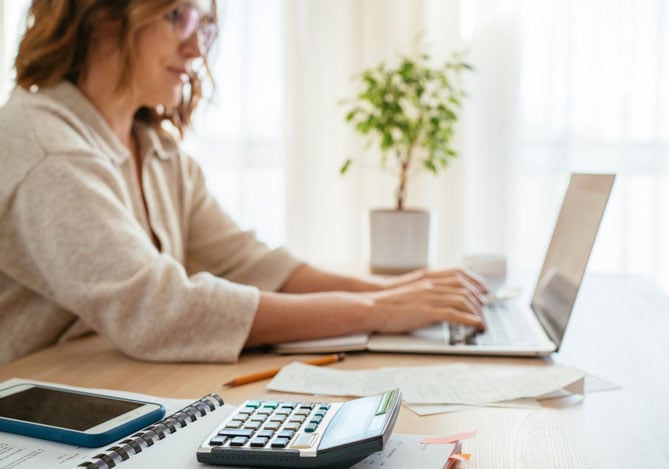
[{"x1": 396, "y1": 148, "x2": 412, "y2": 210}]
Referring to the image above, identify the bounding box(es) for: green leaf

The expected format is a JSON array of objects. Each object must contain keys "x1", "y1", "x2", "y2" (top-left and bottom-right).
[
  {"x1": 340, "y1": 44, "x2": 472, "y2": 202},
  {"x1": 339, "y1": 159, "x2": 352, "y2": 175}
]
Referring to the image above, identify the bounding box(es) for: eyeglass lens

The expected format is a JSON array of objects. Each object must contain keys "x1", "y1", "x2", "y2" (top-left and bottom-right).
[{"x1": 173, "y1": 3, "x2": 217, "y2": 51}]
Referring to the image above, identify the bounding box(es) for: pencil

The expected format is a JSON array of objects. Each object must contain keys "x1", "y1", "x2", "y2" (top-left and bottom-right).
[{"x1": 222, "y1": 353, "x2": 345, "y2": 387}]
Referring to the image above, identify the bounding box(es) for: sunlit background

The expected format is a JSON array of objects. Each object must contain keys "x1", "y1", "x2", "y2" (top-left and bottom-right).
[{"x1": 2, "y1": 0, "x2": 667, "y2": 295}]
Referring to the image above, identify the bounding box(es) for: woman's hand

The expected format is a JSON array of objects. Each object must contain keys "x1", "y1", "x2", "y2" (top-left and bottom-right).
[
  {"x1": 364, "y1": 268, "x2": 488, "y2": 332},
  {"x1": 378, "y1": 267, "x2": 488, "y2": 293}
]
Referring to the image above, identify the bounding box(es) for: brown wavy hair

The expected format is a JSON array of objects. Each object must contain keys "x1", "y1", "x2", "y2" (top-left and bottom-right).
[{"x1": 15, "y1": 0, "x2": 217, "y2": 138}]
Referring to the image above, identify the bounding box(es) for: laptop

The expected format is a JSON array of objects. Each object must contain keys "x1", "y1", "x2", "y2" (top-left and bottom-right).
[{"x1": 366, "y1": 173, "x2": 616, "y2": 356}]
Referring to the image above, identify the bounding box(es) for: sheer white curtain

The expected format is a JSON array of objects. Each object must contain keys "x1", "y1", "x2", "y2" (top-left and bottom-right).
[
  {"x1": 0, "y1": 0, "x2": 30, "y2": 102},
  {"x1": 282, "y1": 0, "x2": 469, "y2": 268},
  {"x1": 505, "y1": 0, "x2": 669, "y2": 292},
  {"x1": 282, "y1": 0, "x2": 669, "y2": 295},
  {"x1": 183, "y1": 0, "x2": 286, "y2": 248},
  {"x1": 2, "y1": 1, "x2": 667, "y2": 294}
]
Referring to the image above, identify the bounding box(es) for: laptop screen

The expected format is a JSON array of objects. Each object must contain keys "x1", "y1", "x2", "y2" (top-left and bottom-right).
[{"x1": 530, "y1": 173, "x2": 615, "y2": 349}]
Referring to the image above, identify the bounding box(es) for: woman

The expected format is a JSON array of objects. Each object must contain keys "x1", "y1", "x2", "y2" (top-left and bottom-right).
[{"x1": 0, "y1": 0, "x2": 486, "y2": 365}]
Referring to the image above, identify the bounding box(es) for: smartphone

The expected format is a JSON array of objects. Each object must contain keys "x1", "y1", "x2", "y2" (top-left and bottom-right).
[{"x1": 0, "y1": 383, "x2": 166, "y2": 447}]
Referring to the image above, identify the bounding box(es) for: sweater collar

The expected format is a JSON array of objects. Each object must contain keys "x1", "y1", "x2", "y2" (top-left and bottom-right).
[{"x1": 40, "y1": 81, "x2": 174, "y2": 164}]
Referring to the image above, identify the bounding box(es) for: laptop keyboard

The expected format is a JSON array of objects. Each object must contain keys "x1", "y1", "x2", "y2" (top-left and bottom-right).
[{"x1": 449, "y1": 302, "x2": 538, "y2": 346}]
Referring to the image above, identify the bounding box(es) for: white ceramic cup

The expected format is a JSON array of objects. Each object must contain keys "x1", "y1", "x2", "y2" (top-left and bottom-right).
[{"x1": 462, "y1": 254, "x2": 507, "y2": 294}]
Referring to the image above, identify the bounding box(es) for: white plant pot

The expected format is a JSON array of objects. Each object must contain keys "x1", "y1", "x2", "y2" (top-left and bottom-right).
[{"x1": 369, "y1": 209, "x2": 431, "y2": 275}]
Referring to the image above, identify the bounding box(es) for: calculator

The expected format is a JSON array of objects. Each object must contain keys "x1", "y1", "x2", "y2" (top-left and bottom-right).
[{"x1": 196, "y1": 389, "x2": 401, "y2": 468}]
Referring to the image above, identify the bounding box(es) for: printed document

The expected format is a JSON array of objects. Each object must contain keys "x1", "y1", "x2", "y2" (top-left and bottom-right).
[{"x1": 268, "y1": 363, "x2": 586, "y2": 405}]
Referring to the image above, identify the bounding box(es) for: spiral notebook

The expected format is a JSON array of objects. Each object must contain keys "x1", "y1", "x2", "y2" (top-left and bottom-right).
[{"x1": 0, "y1": 378, "x2": 235, "y2": 469}]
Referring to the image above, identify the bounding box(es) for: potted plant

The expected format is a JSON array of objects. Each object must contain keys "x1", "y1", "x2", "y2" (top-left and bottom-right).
[{"x1": 341, "y1": 48, "x2": 472, "y2": 274}]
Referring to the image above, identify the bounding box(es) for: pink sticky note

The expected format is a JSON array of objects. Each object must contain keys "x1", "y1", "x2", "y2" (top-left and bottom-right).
[{"x1": 421, "y1": 430, "x2": 478, "y2": 445}]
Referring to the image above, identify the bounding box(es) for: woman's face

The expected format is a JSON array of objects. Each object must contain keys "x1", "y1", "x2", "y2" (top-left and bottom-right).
[{"x1": 131, "y1": 1, "x2": 215, "y2": 108}]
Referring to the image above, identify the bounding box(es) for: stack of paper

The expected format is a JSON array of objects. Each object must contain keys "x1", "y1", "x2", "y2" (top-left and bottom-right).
[{"x1": 268, "y1": 363, "x2": 618, "y2": 415}]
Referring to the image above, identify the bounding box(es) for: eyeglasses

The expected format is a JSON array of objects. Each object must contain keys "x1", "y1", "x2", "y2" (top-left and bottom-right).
[{"x1": 165, "y1": 2, "x2": 218, "y2": 52}]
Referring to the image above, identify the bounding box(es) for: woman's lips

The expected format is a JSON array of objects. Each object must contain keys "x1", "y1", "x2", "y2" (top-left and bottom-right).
[{"x1": 167, "y1": 66, "x2": 190, "y2": 82}]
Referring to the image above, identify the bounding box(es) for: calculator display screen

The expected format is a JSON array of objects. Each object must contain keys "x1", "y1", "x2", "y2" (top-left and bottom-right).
[
  {"x1": 319, "y1": 395, "x2": 379, "y2": 448},
  {"x1": 0, "y1": 386, "x2": 142, "y2": 431}
]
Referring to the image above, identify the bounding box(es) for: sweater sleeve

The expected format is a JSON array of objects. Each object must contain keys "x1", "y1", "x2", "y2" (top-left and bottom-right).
[
  {"x1": 183, "y1": 156, "x2": 303, "y2": 290},
  {"x1": 8, "y1": 154, "x2": 260, "y2": 362}
]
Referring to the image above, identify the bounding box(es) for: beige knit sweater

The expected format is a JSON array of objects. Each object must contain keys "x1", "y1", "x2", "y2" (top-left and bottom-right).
[{"x1": 0, "y1": 82, "x2": 302, "y2": 365}]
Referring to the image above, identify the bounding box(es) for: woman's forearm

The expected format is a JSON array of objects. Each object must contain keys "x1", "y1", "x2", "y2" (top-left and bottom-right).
[
  {"x1": 244, "y1": 290, "x2": 375, "y2": 347},
  {"x1": 279, "y1": 263, "x2": 385, "y2": 294}
]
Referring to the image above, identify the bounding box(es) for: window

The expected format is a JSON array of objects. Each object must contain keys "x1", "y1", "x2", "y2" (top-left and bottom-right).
[
  {"x1": 183, "y1": 0, "x2": 286, "y2": 248},
  {"x1": 0, "y1": 0, "x2": 30, "y2": 102},
  {"x1": 509, "y1": 0, "x2": 669, "y2": 291}
]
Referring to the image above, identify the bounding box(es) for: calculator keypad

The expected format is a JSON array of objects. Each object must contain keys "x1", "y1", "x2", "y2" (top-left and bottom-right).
[{"x1": 208, "y1": 401, "x2": 332, "y2": 452}]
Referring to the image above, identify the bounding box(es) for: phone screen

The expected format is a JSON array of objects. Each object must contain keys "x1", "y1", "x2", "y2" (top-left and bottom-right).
[{"x1": 0, "y1": 386, "x2": 143, "y2": 431}]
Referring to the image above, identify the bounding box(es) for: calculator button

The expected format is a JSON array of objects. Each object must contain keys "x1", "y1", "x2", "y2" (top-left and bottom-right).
[
  {"x1": 271, "y1": 437, "x2": 290, "y2": 448},
  {"x1": 244, "y1": 401, "x2": 262, "y2": 409},
  {"x1": 250, "y1": 436, "x2": 270, "y2": 447},
  {"x1": 229, "y1": 436, "x2": 248, "y2": 446},
  {"x1": 304, "y1": 423, "x2": 318, "y2": 433},
  {"x1": 263, "y1": 421, "x2": 281, "y2": 431},
  {"x1": 309, "y1": 416, "x2": 323, "y2": 424},
  {"x1": 209, "y1": 436, "x2": 227, "y2": 446},
  {"x1": 283, "y1": 422, "x2": 300, "y2": 431},
  {"x1": 218, "y1": 429, "x2": 254, "y2": 438},
  {"x1": 224, "y1": 419, "x2": 244, "y2": 429},
  {"x1": 290, "y1": 433, "x2": 317, "y2": 449},
  {"x1": 277, "y1": 430, "x2": 295, "y2": 440},
  {"x1": 257, "y1": 430, "x2": 275, "y2": 438},
  {"x1": 298, "y1": 404, "x2": 314, "y2": 410},
  {"x1": 262, "y1": 401, "x2": 279, "y2": 409},
  {"x1": 243, "y1": 421, "x2": 262, "y2": 430}
]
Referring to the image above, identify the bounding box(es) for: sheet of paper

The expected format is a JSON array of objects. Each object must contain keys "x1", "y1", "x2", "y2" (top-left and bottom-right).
[
  {"x1": 352, "y1": 433, "x2": 456, "y2": 468},
  {"x1": 268, "y1": 362, "x2": 586, "y2": 405},
  {"x1": 0, "y1": 378, "x2": 234, "y2": 469},
  {"x1": 268, "y1": 362, "x2": 397, "y2": 397},
  {"x1": 407, "y1": 398, "x2": 542, "y2": 416},
  {"x1": 581, "y1": 371, "x2": 622, "y2": 393}
]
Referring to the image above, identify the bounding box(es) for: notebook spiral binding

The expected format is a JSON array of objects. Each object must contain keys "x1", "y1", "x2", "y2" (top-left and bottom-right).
[{"x1": 77, "y1": 393, "x2": 225, "y2": 469}]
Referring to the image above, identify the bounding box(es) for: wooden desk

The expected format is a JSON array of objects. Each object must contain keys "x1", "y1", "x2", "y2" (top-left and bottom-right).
[{"x1": 1, "y1": 275, "x2": 667, "y2": 468}]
